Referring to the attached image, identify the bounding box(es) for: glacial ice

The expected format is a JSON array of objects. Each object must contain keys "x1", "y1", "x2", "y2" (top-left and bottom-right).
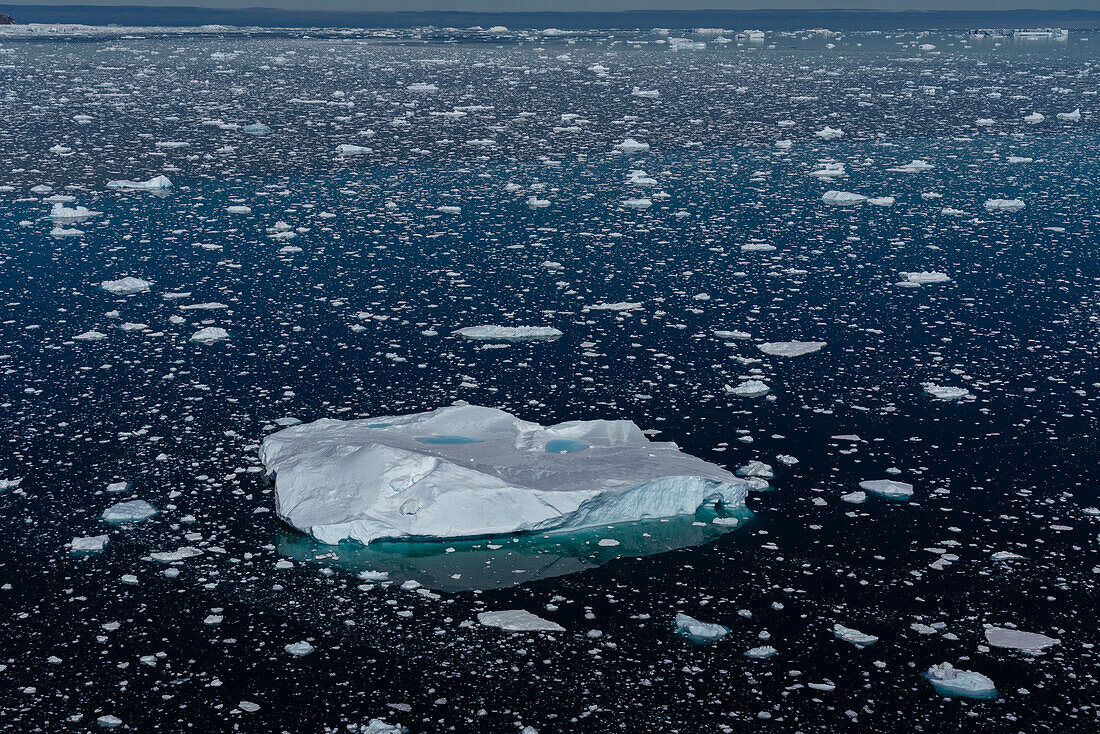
[
  {"x1": 69, "y1": 535, "x2": 109, "y2": 553},
  {"x1": 984, "y1": 627, "x2": 1059, "y2": 652},
  {"x1": 191, "y1": 327, "x2": 229, "y2": 343},
  {"x1": 924, "y1": 663, "x2": 997, "y2": 699},
  {"x1": 452, "y1": 326, "x2": 562, "y2": 342},
  {"x1": 673, "y1": 613, "x2": 730, "y2": 643},
  {"x1": 923, "y1": 383, "x2": 971, "y2": 400},
  {"x1": 100, "y1": 277, "x2": 152, "y2": 295},
  {"x1": 822, "y1": 190, "x2": 866, "y2": 205},
  {"x1": 102, "y1": 500, "x2": 158, "y2": 523},
  {"x1": 725, "y1": 380, "x2": 770, "y2": 397},
  {"x1": 50, "y1": 203, "x2": 101, "y2": 219},
  {"x1": 859, "y1": 479, "x2": 914, "y2": 499},
  {"x1": 832, "y1": 623, "x2": 878, "y2": 647},
  {"x1": 107, "y1": 175, "x2": 172, "y2": 190},
  {"x1": 477, "y1": 609, "x2": 564, "y2": 632},
  {"x1": 757, "y1": 341, "x2": 827, "y2": 357},
  {"x1": 260, "y1": 404, "x2": 753, "y2": 545},
  {"x1": 984, "y1": 198, "x2": 1025, "y2": 212}
]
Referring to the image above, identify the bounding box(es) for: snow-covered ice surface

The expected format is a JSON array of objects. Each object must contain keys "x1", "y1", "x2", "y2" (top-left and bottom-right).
[
  {"x1": 1, "y1": 25, "x2": 1097, "y2": 734},
  {"x1": 925, "y1": 662, "x2": 998, "y2": 699},
  {"x1": 452, "y1": 325, "x2": 563, "y2": 342},
  {"x1": 261, "y1": 404, "x2": 753, "y2": 545}
]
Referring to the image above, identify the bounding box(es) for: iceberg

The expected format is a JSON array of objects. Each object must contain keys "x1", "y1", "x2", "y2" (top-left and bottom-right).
[
  {"x1": 260, "y1": 404, "x2": 754, "y2": 546},
  {"x1": 673, "y1": 613, "x2": 730, "y2": 643},
  {"x1": 832, "y1": 623, "x2": 878, "y2": 647},
  {"x1": 888, "y1": 159, "x2": 934, "y2": 173},
  {"x1": 191, "y1": 327, "x2": 229, "y2": 343},
  {"x1": 984, "y1": 627, "x2": 1059, "y2": 652},
  {"x1": 984, "y1": 198, "x2": 1025, "y2": 212},
  {"x1": 859, "y1": 479, "x2": 914, "y2": 499},
  {"x1": 816, "y1": 126, "x2": 844, "y2": 139},
  {"x1": 101, "y1": 277, "x2": 152, "y2": 295},
  {"x1": 924, "y1": 663, "x2": 997, "y2": 699},
  {"x1": 70, "y1": 535, "x2": 109, "y2": 553},
  {"x1": 336, "y1": 144, "x2": 372, "y2": 155},
  {"x1": 923, "y1": 383, "x2": 971, "y2": 400},
  {"x1": 725, "y1": 380, "x2": 770, "y2": 398},
  {"x1": 901, "y1": 271, "x2": 951, "y2": 285},
  {"x1": 1056, "y1": 108, "x2": 1081, "y2": 122},
  {"x1": 614, "y1": 138, "x2": 650, "y2": 153},
  {"x1": 452, "y1": 326, "x2": 562, "y2": 342},
  {"x1": 822, "y1": 190, "x2": 866, "y2": 205},
  {"x1": 102, "y1": 500, "x2": 158, "y2": 523},
  {"x1": 478, "y1": 609, "x2": 564, "y2": 632},
  {"x1": 758, "y1": 341, "x2": 826, "y2": 357},
  {"x1": 107, "y1": 175, "x2": 172, "y2": 190},
  {"x1": 50, "y1": 203, "x2": 101, "y2": 220}
]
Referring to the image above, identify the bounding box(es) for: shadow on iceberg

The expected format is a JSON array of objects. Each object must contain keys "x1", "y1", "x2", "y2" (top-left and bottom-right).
[{"x1": 275, "y1": 505, "x2": 754, "y2": 593}]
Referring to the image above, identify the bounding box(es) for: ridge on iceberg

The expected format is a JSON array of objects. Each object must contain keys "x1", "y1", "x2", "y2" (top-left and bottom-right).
[
  {"x1": 107, "y1": 175, "x2": 172, "y2": 190},
  {"x1": 260, "y1": 404, "x2": 755, "y2": 546}
]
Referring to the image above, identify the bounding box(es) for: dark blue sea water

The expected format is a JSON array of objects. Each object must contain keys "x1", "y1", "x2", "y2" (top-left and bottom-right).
[{"x1": 0, "y1": 26, "x2": 1097, "y2": 733}]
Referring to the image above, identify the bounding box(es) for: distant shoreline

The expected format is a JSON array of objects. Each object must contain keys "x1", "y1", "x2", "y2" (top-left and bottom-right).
[{"x1": 2, "y1": 6, "x2": 1099, "y2": 31}]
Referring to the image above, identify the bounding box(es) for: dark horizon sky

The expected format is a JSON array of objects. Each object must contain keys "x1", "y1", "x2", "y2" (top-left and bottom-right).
[{"x1": 3, "y1": 0, "x2": 1094, "y2": 12}]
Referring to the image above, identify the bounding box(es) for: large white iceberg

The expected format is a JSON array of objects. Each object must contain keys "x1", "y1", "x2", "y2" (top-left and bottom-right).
[
  {"x1": 107, "y1": 175, "x2": 172, "y2": 190},
  {"x1": 925, "y1": 662, "x2": 997, "y2": 699},
  {"x1": 260, "y1": 405, "x2": 754, "y2": 546}
]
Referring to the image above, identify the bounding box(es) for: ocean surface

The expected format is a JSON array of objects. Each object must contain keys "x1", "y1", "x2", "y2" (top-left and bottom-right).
[{"x1": 0, "y1": 25, "x2": 1097, "y2": 733}]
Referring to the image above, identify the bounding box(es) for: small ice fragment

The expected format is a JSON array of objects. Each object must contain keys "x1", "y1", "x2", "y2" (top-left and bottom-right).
[
  {"x1": 285, "y1": 641, "x2": 315, "y2": 656},
  {"x1": 832, "y1": 623, "x2": 878, "y2": 647},
  {"x1": 102, "y1": 500, "x2": 158, "y2": 523},
  {"x1": 100, "y1": 277, "x2": 152, "y2": 295},
  {"x1": 70, "y1": 535, "x2": 109, "y2": 553}
]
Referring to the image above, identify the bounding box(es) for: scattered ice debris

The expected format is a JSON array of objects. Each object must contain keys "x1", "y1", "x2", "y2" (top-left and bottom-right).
[
  {"x1": 984, "y1": 627, "x2": 1059, "y2": 652},
  {"x1": 0, "y1": 478, "x2": 23, "y2": 492},
  {"x1": 832, "y1": 624, "x2": 878, "y2": 647},
  {"x1": 859, "y1": 479, "x2": 914, "y2": 499},
  {"x1": 69, "y1": 535, "x2": 109, "y2": 553},
  {"x1": 924, "y1": 663, "x2": 997, "y2": 699},
  {"x1": 757, "y1": 341, "x2": 826, "y2": 357},
  {"x1": 477, "y1": 610, "x2": 564, "y2": 632},
  {"x1": 101, "y1": 500, "x2": 158, "y2": 523},
  {"x1": 822, "y1": 190, "x2": 866, "y2": 205},
  {"x1": 452, "y1": 326, "x2": 562, "y2": 342},
  {"x1": 673, "y1": 613, "x2": 730, "y2": 643},
  {"x1": 100, "y1": 277, "x2": 152, "y2": 295},
  {"x1": 725, "y1": 380, "x2": 770, "y2": 398},
  {"x1": 285, "y1": 641, "x2": 316, "y2": 656},
  {"x1": 923, "y1": 383, "x2": 971, "y2": 400},
  {"x1": 261, "y1": 405, "x2": 753, "y2": 545},
  {"x1": 984, "y1": 198, "x2": 1025, "y2": 212},
  {"x1": 190, "y1": 327, "x2": 229, "y2": 343},
  {"x1": 107, "y1": 175, "x2": 172, "y2": 190}
]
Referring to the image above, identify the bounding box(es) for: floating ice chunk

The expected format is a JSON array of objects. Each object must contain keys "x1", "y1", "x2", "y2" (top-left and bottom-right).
[
  {"x1": 941, "y1": 207, "x2": 967, "y2": 216},
  {"x1": 0, "y1": 478, "x2": 20, "y2": 492},
  {"x1": 242, "y1": 123, "x2": 271, "y2": 134},
  {"x1": 673, "y1": 613, "x2": 730, "y2": 643},
  {"x1": 101, "y1": 277, "x2": 152, "y2": 295},
  {"x1": 623, "y1": 197, "x2": 652, "y2": 209},
  {"x1": 478, "y1": 609, "x2": 564, "y2": 632},
  {"x1": 50, "y1": 203, "x2": 101, "y2": 219},
  {"x1": 107, "y1": 175, "x2": 172, "y2": 190},
  {"x1": 106, "y1": 481, "x2": 129, "y2": 493},
  {"x1": 815, "y1": 126, "x2": 844, "y2": 139},
  {"x1": 741, "y1": 242, "x2": 776, "y2": 252},
  {"x1": 436, "y1": 205, "x2": 461, "y2": 214},
  {"x1": 1006, "y1": 156, "x2": 1032, "y2": 164},
  {"x1": 822, "y1": 190, "x2": 866, "y2": 205},
  {"x1": 758, "y1": 341, "x2": 826, "y2": 357},
  {"x1": 901, "y1": 271, "x2": 951, "y2": 285},
  {"x1": 725, "y1": 380, "x2": 770, "y2": 398},
  {"x1": 453, "y1": 326, "x2": 562, "y2": 342},
  {"x1": 631, "y1": 87, "x2": 659, "y2": 98},
  {"x1": 406, "y1": 83, "x2": 439, "y2": 92},
  {"x1": 737, "y1": 461, "x2": 773, "y2": 479},
  {"x1": 70, "y1": 535, "x2": 109, "y2": 553},
  {"x1": 775, "y1": 139, "x2": 792, "y2": 149},
  {"x1": 585, "y1": 301, "x2": 643, "y2": 311},
  {"x1": 715, "y1": 330, "x2": 751, "y2": 340},
  {"x1": 260, "y1": 405, "x2": 752, "y2": 545},
  {"x1": 336, "y1": 144, "x2": 372, "y2": 155},
  {"x1": 150, "y1": 547, "x2": 202, "y2": 563},
  {"x1": 102, "y1": 500, "x2": 158, "y2": 523},
  {"x1": 358, "y1": 720, "x2": 406, "y2": 734},
  {"x1": 1056, "y1": 108, "x2": 1081, "y2": 122},
  {"x1": 50, "y1": 144, "x2": 73, "y2": 154},
  {"x1": 527, "y1": 196, "x2": 550, "y2": 207},
  {"x1": 859, "y1": 479, "x2": 914, "y2": 499},
  {"x1": 923, "y1": 383, "x2": 971, "y2": 400},
  {"x1": 97, "y1": 715, "x2": 124, "y2": 728},
  {"x1": 888, "y1": 159, "x2": 934, "y2": 173},
  {"x1": 868, "y1": 196, "x2": 895, "y2": 206},
  {"x1": 991, "y1": 551, "x2": 1026, "y2": 561},
  {"x1": 614, "y1": 138, "x2": 650, "y2": 153},
  {"x1": 925, "y1": 662, "x2": 997, "y2": 699},
  {"x1": 833, "y1": 623, "x2": 878, "y2": 647},
  {"x1": 810, "y1": 162, "x2": 846, "y2": 178},
  {"x1": 226, "y1": 205, "x2": 252, "y2": 214},
  {"x1": 984, "y1": 198, "x2": 1025, "y2": 212},
  {"x1": 191, "y1": 327, "x2": 229, "y2": 343},
  {"x1": 984, "y1": 627, "x2": 1059, "y2": 652},
  {"x1": 840, "y1": 491, "x2": 867, "y2": 504},
  {"x1": 745, "y1": 646, "x2": 779, "y2": 659},
  {"x1": 285, "y1": 641, "x2": 315, "y2": 656},
  {"x1": 51, "y1": 226, "x2": 85, "y2": 237},
  {"x1": 1024, "y1": 112, "x2": 1045, "y2": 124},
  {"x1": 74, "y1": 330, "x2": 108, "y2": 341}
]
